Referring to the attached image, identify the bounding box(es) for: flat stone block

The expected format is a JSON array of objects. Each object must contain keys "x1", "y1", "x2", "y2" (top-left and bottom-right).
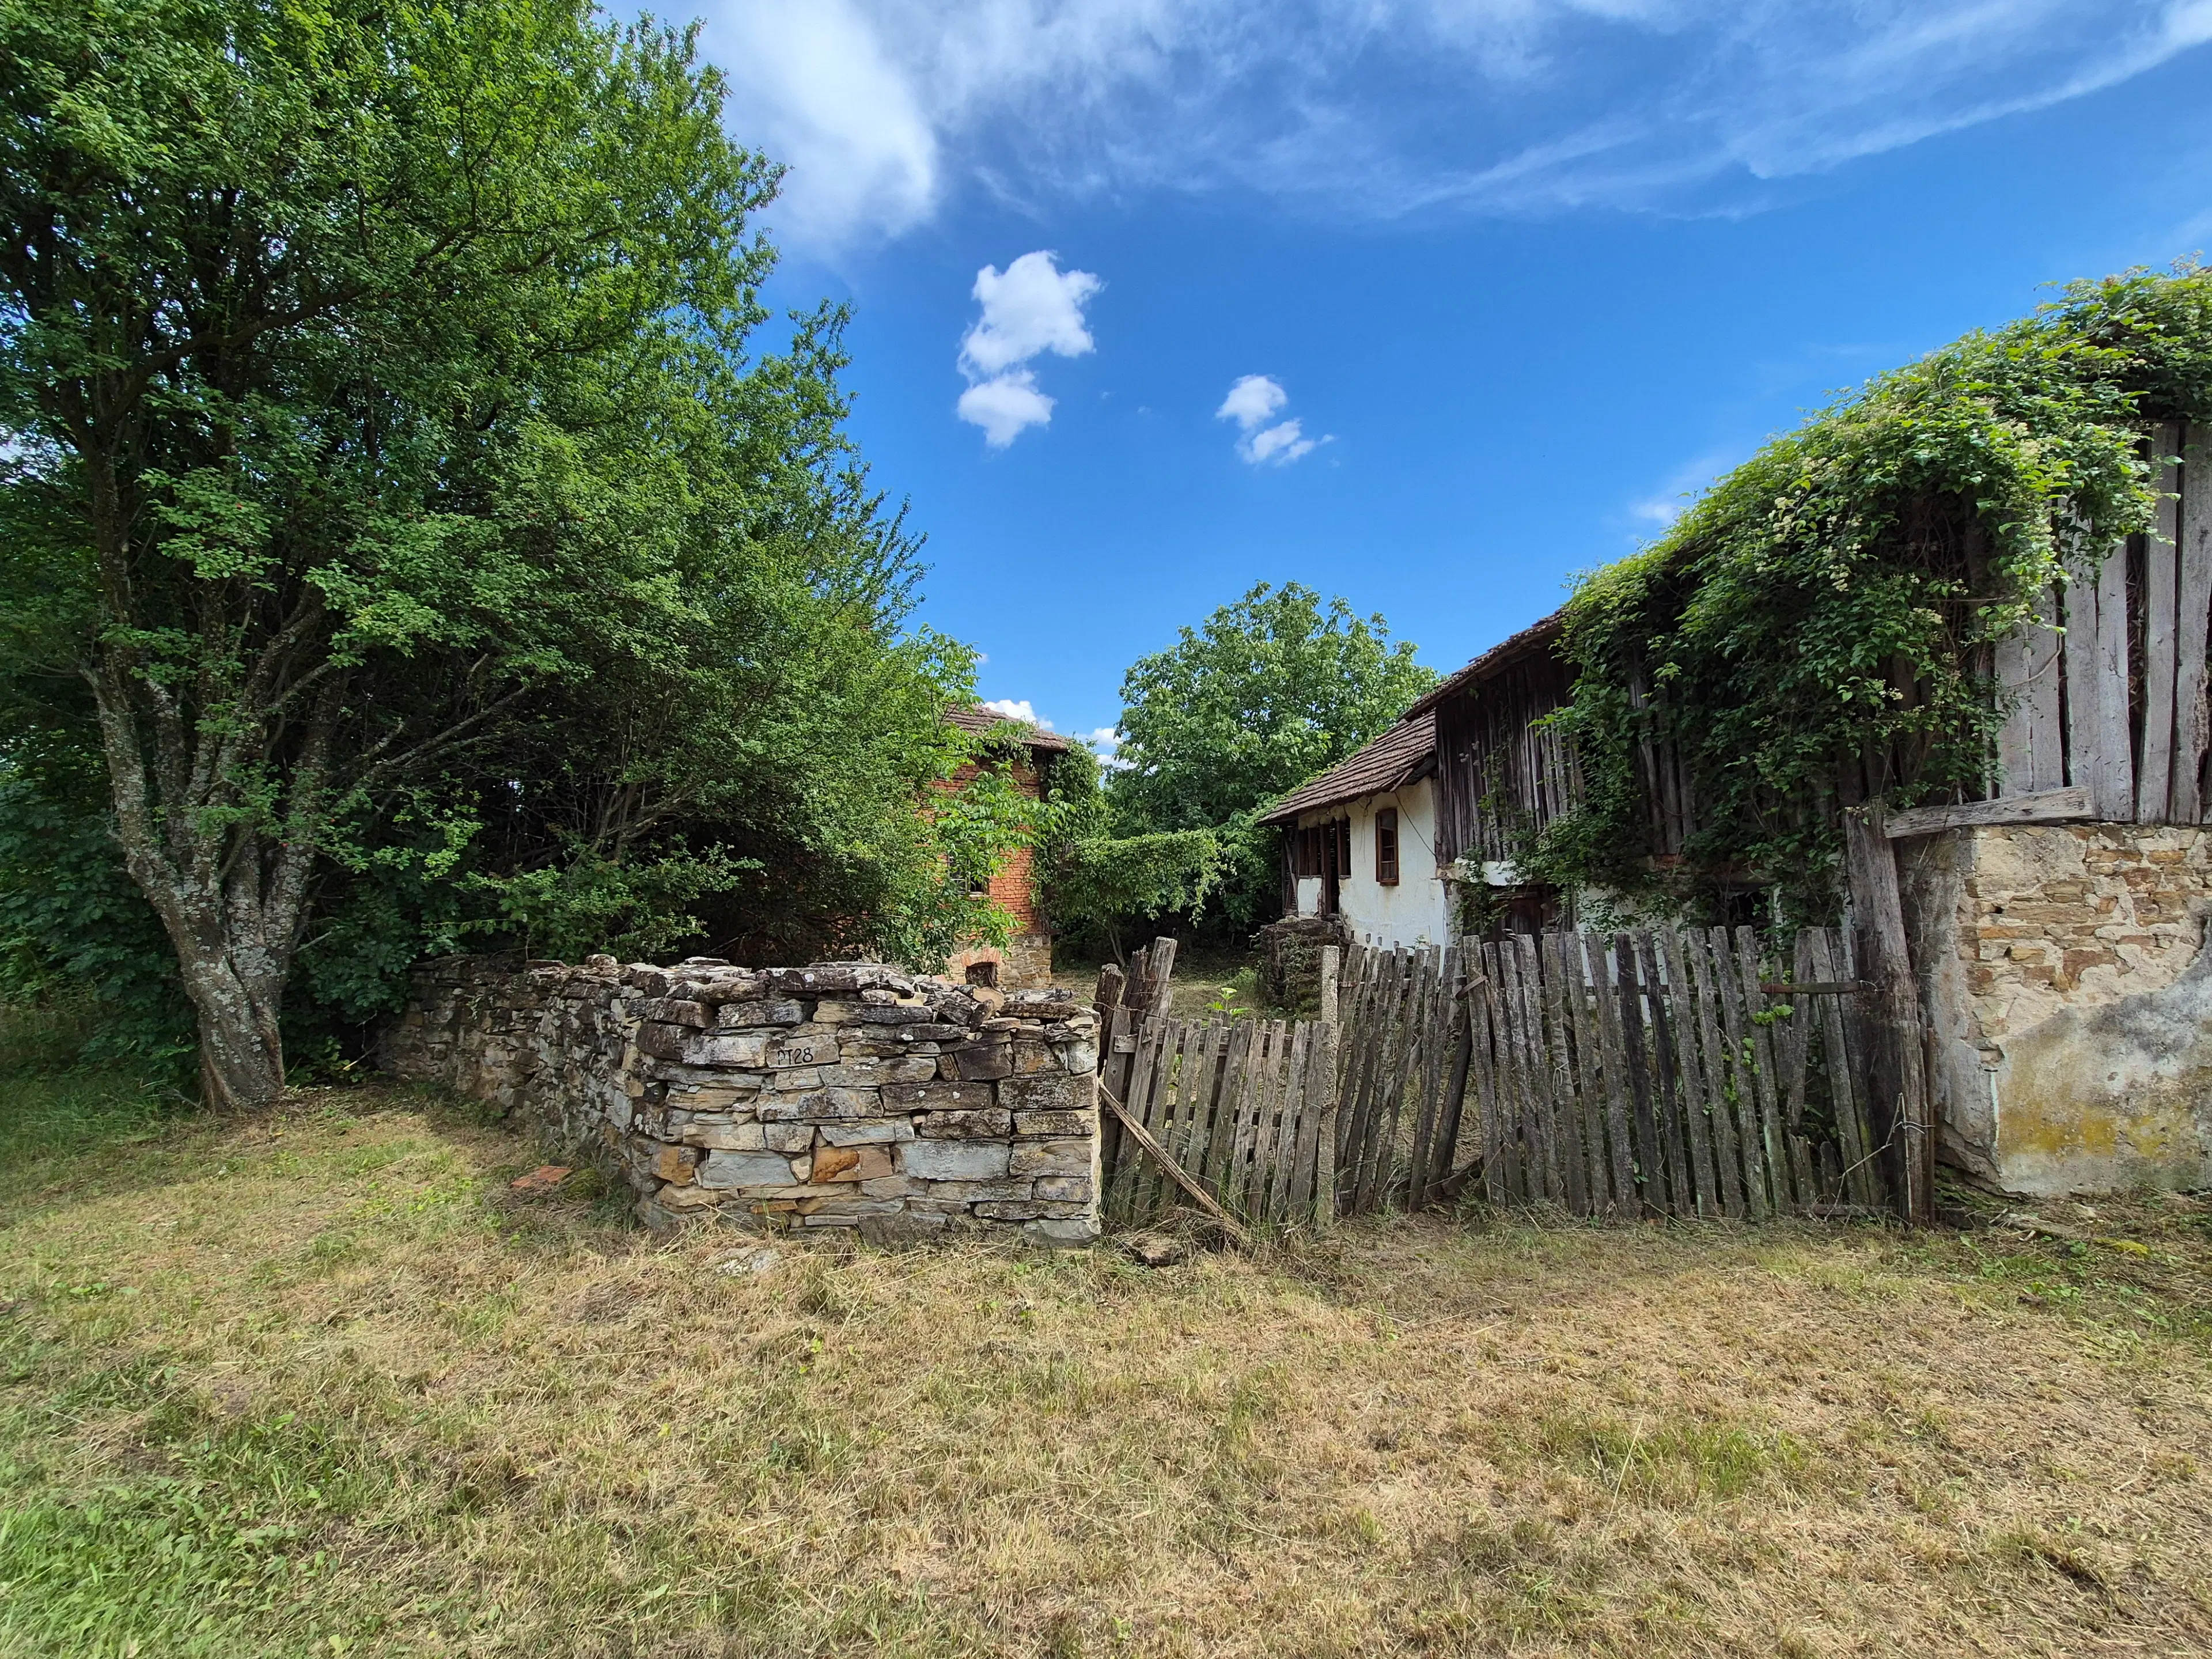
[
  {"x1": 1033, "y1": 1174, "x2": 1094, "y2": 1202},
  {"x1": 680, "y1": 1031, "x2": 770, "y2": 1068},
  {"x1": 884, "y1": 1081, "x2": 998, "y2": 1112},
  {"x1": 974, "y1": 1200, "x2": 1044, "y2": 1221},
  {"x1": 951, "y1": 1043, "x2": 1014, "y2": 1081},
  {"x1": 999, "y1": 1072, "x2": 1092, "y2": 1112},
  {"x1": 861, "y1": 1174, "x2": 926, "y2": 1198},
  {"x1": 817, "y1": 1118, "x2": 916, "y2": 1146},
  {"x1": 696, "y1": 1149, "x2": 806, "y2": 1189},
  {"x1": 1022, "y1": 1218, "x2": 1100, "y2": 1248},
  {"x1": 637, "y1": 997, "x2": 714, "y2": 1028},
  {"x1": 899, "y1": 1140, "x2": 1011, "y2": 1181},
  {"x1": 920, "y1": 1177, "x2": 1035, "y2": 1201},
  {"x1": 1009, "y1": 1139, "x2": 1091, "y2": 1178},
  {"x1": 819, "y1": 1061, "x2": 881, "y2": 1087},
  {"x1": 1013, "y1": 1109, "x2": 1094, "y2": 1138},
  {"x1": 690, "y1": 1122, "x2": 767, "y2": 1150},
  {"x1": 762, "y1": 1122, "x2": 813, "y2": 1152},
  {"x1": 916, "y1": 1108, "x2": 1013, "y2": 1139},
  {"x1": 767, "y1": 1035, "x2": 839, "y2": 1070}
]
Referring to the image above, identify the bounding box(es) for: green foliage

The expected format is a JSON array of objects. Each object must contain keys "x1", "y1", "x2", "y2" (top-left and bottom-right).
[
  {"x1": 0, "y1": 741, "x2": 193, "y2": 1071},
  {"x1": 1113, "y1": 583, "x2": 1437, "y2": 833},
  {"x1": 1527, "y1": 265, "x2": 2212, "y2": 918},
  {"x1": 0, "y1": 0, "x2": 1004, "y2": 1073},
  {"x1": 1101, "y1": 582, "x2": 1435, "y2": 933}
]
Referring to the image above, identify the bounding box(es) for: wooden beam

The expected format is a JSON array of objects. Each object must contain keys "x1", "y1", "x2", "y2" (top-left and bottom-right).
[
  {"x1": 1843, "y1": 804, "x2": 1936, "y2": 1226},
  {"x1": 1882, "y1": 786, "x2": 2092, "y2": 839},
  {"x1": 1099, "y1": 1082, "x2": 1253, "y2": 1249}
]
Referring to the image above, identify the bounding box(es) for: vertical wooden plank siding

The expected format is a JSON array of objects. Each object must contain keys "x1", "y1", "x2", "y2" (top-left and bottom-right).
[
  {"x1": 1635, "y1": 934, "x2": 1692, "y2": 1217},
  {"x1": 1560, "y1": 936, "x2": 1613, "y2": 1211},
  {"x1": 1996, "y1": 586, "x2": 2065, "y2": 794},
  {"x1": 2139, "y1": 423, "x2": 2185, "y2": 821},
  {"x1": 1494, "y1": 944, "x2": 1542, "y2": 1203},
  {"x1": 1511, "y1": 938, "x2": 1562, "y2": 1205},
  {"x1": 1613, "y1": 935, "x2": 1662, "y2": 1214},
  {"x1": 1266, "y1": 1022, "x2": 1310, "y2": 1218},
  {"x1": 1683, "y1": 930, "x2": 1748, "y2": 1219},
  {"x1": 2173, "y1": 422, "x2": 2212, "y2": 824},
  {"x1": 1536, "y1": 935, "x2": 1589, "y2": 1214},
  {"x1": 1735, "y1": 928, "x2": 1797, "y2": 1211},
  {"x1": 1585, "y1": 934, "x2": 1639, "y2": 1210},
  {"x1": 2070, "y1": 531, "x2": 2137, "y2": 820},
  {"x1": 1228, "y1": 1020, "x2": 1274, "y2": 1211},
  {"x1": 1658, "y1": 926, "x2": 1721, "y2": 1216},
  {"x1": 1717, "y1": 928, "x2": 1790, "y2": 1211},
  {"x1": 1780, "y1": 935, "x2": 1820, "y2": 1199},
  {"x1": 1806, "y1": 929, "x2": 1881, "y2": 1207}
]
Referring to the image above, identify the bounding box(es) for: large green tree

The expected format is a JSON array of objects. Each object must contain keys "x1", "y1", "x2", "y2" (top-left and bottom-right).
[
  {"x1": 0, "y1": 0, "x2": 983, "y2": 1105},
  {"x1": 1096, "y1": 581, "x2": 1435, "y2": 931}
]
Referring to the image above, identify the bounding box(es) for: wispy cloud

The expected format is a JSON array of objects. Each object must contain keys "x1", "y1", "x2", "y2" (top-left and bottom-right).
[
  {"x1": 703, "y1": 1, "x2": 2212, "y2": 251},
  {"x1": 955, "y1": 251, "x2": 1102, "y2": 447},
  {"x1": 1217, "y1": 374, "x2": 1327, "y2": 465},
  {"x1": 1625, "y1": 447, "x2": 1740, "y2": 534}
]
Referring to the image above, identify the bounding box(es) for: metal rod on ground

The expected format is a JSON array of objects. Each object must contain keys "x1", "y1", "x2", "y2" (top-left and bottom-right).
[{"x1": 1099, "y1": 1084, "x2": 1255, "y2": 1250}]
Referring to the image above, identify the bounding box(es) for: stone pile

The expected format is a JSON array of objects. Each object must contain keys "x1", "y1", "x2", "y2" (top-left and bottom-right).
[{"x1": 380, "y1": 955, "x2": 1101, "y2": 1244}]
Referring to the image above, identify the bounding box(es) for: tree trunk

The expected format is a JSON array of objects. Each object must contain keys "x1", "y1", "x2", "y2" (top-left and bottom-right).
[{"x1": 178, "y1": 949, "x2": 288, "y2": 1111}]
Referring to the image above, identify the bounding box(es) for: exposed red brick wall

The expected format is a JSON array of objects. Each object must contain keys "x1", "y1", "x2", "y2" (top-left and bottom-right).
[{"x1": 933, "y1": 755, "x2": 1047, "y2": 940}]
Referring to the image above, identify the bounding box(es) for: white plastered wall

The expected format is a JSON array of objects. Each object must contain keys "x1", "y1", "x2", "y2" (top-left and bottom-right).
[{"x1": 1290, "y1": 781, "x2": 1453, "y2": 950}]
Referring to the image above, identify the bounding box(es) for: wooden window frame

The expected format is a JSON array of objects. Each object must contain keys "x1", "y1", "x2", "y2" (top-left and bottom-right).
[{"x1": 1376, "y1": 808, "x2": 1400, "y2": 885}]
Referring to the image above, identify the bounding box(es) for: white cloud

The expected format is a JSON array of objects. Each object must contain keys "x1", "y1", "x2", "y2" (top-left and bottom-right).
[
  {"x1": 701, "y1": 2, "x2": 2212, "y2": 251},
  {"x1": 957, "y1": 370, "x2": 1056, "y2": 447},
  {"x1": 980, "y1": 696, "x2": 1051, "y2": 727},
  {"x1": 1624, "y1": 446, "x2": 1738, "y2": 533},
  {"x1": 961, "y1": 252, "x2": 1103, "y2": 377},
  {"x1": 956, "y1": 251, "x2": 1101, "y2": 446},
  {"x1": 1216, "y1": 373, "x2": 1289, "y2": 430},
  {"x1": 1217, "y1": 374, "x2": 1327, "y2": 465}
]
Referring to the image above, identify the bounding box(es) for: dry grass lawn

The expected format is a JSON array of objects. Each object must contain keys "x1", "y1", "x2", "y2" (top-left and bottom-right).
[{"x1": 2, "y1": 1081, "x2": 2209, "y2": 1657}]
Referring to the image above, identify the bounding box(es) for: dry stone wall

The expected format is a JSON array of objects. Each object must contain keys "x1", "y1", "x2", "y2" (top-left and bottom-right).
[{"x1": 380, "y1": 956, "x2": 1101, "y2": 1243}]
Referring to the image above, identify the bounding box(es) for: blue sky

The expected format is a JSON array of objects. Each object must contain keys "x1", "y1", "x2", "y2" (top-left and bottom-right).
[{"x1": 698, "y1": 1, "x2": 2212, "y2": 751}]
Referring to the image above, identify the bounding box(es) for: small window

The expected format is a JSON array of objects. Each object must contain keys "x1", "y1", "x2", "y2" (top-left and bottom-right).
[
  {"x1": 1376, "y1": 808, "x2": 1400, "y2": 885},
  {"x1": 965, "y1": 960, "x2": 998, "y2": 988}
]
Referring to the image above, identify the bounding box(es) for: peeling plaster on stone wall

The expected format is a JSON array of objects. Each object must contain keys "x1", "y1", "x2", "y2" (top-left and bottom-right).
[
  {"x1": 380, "y1": 956, "x2": 1101, "y2": 1242},
  {"x1": 1901, "y1": 824, "x2": 2212, "y2": 1195}
]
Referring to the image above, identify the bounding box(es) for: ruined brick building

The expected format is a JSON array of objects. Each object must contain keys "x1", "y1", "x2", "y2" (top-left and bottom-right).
[{"x1": 941, "y1": 705, "x2": 1071, "y2": 990}]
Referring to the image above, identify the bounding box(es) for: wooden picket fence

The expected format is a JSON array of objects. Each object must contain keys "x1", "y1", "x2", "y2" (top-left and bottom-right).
[
  {"x1": 1456, "y1": 926, "x2": 1893, "y2": 1220},
  {"x1": 1094, "y1": 925, "x2": 1903, "y2": 1232},
  {"x1": 1099, "y1": 1013, "x2": 1342, "y2": 1226}
]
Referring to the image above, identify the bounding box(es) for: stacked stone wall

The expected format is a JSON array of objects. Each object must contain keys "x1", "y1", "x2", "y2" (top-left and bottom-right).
[{"x1": 380, "y1": 956, "x2": 1101, "y2": 1243}]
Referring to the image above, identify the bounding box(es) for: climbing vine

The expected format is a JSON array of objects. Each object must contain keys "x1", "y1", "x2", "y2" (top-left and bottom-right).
[{"x1": 1522, "y1": 266, "x2": 2212, "y2": 921}]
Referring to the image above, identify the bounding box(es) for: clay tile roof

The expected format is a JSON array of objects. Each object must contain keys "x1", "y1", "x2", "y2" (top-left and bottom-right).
[
  {"x1": 1401, "y1": 610, "x2": 1566, "y2": 719},
  {"x1": 1257, "y1": 711, "x2": 1437, "y2": 825},
  {"x1": 947, "y1": 703, "x2": 1074, "y2": 752}
]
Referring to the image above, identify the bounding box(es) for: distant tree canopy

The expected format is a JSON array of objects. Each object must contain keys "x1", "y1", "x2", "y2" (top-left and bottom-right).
[
  {"x1": 1044, "y1": 582, "x2": 1435, "y2": 948},
  {"x1": 0, "y1": 0, "x2": 1017, "y2": 1102}
]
